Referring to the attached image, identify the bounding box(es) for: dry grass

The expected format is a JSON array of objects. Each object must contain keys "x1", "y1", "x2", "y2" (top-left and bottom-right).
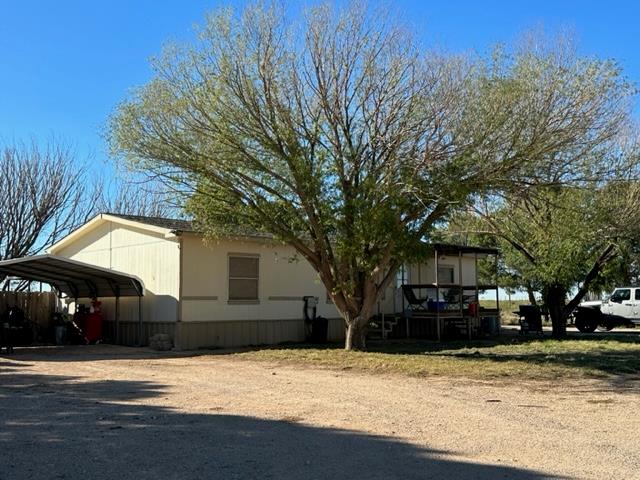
[
  {"x1": 480, "y1": 299, "x2": 531, "y2": 325},
  {"x1": 233, "y1": 334, "x2": 640, "y2": 381}
]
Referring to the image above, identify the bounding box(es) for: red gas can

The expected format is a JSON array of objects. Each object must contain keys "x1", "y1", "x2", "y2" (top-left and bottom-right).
[{"x1": 83, "y1": 312, "x2": 103, "y2": 343}]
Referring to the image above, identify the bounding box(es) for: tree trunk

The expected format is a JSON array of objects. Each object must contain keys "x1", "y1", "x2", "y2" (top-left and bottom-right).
[
  {"x1": 526, "y1": 285, "x2": 537, "y2": 305},
  {"x1": 541, "y1": 244, "x2": 618, "y2": 339},
  {"x1": 345, "y1": 321, "x2": 367, "y2": 350},
  {"x1": 544, "y1": 284, "x2": 567, "y2": 338},
  {"x1": 563, "y1": 243, "x2": 617, "y2": 318},
  {"x1": 342, "y1": 287, "x2": 379, "y2": 351}
]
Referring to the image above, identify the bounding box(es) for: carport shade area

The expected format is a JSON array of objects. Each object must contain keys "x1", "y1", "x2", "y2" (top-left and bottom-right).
[{"x1": 0, "y1": 254, "x2": 145, "y2": 344}]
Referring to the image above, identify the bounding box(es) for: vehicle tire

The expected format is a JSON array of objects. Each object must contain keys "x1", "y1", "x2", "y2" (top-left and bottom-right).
[
  {"x1": 597, "y1": 323, "x2": 614, "y2": 332},
  {"x1": 575, "y1": 316, "x2": 598, "y2": 333}
]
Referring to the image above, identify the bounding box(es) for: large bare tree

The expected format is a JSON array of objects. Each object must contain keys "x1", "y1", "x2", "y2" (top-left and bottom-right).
[
  {"x1": 0, "y1": 141, "x2": 97, "y2": 267},
  {"x1": 95, "y1": 173, "x2": 176, "y2": 218},
  {"x1": 0, "y1": 141, "x2": 176, "y2": 291},
  {"x1": 110, "y1": 2, "x2": 634, "y2": 349}
]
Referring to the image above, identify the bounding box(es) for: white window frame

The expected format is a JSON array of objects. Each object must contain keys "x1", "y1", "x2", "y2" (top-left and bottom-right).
[{"x1": 437, "y1": 265, "x2": 455, "y2": 285}]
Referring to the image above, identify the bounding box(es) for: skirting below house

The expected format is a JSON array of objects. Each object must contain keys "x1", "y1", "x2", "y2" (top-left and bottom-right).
[
  {"x1": 103, "y1": 321, "x2": 176, "y2": 347},
  {"x1": 103, "y1": 318, "x2": 345, "y2": 349},
  {"x1": 174, "y1": 318, "x2": 345, "y2": 350}
]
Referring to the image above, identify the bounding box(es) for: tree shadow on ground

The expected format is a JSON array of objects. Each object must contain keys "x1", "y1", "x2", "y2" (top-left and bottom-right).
[
  {"x1": 7, "y1": 332, "x2": 640, "y2": 381},
  {"x1": 0, "y1": 370, "x2": 563, "y2": 479},
  {"x1": 0, "y1": 344, "x2": 212, "y2": 363}
]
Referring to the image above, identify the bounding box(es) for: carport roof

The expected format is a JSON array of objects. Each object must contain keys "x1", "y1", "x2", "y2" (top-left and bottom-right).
[{"x1": 0, "y1": 254, "x2": 145, "y2": 298}]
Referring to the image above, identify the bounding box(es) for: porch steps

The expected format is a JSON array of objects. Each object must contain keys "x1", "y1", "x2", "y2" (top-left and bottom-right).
[{"x1": 367, "y1": 315, "x2": 400, "y2": 340}]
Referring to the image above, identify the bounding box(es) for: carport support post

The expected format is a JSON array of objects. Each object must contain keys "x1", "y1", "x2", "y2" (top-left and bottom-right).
[
  {"x1": 474, "y1": 253, "x2": 479, "y2": 305},
  {"x1": 115, "y1": 295, "x2": 120, "y2": 345},
  {"x1": 458, "y1": 250, "x2": 464, "y2": 318},
  {"x1": 494, "y1": 254, "x2": 500, "y2": 313},
  {"x1": 435, "y1": 249, "x2": 440, "y2": 342},
  {"x1": 137, "y1": 295, "x2": 143, "y2": 347},
  {"x1": 475, "y1": 252, "x2": 479, "y2": 336}
]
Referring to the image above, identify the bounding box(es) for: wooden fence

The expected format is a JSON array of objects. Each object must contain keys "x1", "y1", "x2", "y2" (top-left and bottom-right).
[{"x1": 0, "y1": 291, "x2": 58, "y2": 333}]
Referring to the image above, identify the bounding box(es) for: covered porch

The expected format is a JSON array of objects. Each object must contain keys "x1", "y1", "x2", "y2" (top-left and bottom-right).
[{"x1": 375, "y1": 244, "x2": 500, "y2": 341}]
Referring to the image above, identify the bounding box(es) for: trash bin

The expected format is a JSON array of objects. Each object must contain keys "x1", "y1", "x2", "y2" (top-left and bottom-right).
[
  {"x1": 304, "y1": 296, "x2": 328, "y2": 343},
  {"x1": 310, "y1": 316, "x2": 328, "y2": 343},
  {"x1": 518, "y1": 305, "x2": 543, "y2": 335},
  {"x1": 1, "y1": 322, "x2": 12, "y2": 353},
  {"x1": 481, "y1": 316, "x2": 500, "y2": 336}
]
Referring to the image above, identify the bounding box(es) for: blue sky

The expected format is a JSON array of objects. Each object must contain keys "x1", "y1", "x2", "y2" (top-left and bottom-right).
[{"x1": 1, "y1": 1, "x2": 639, "y2": 172}]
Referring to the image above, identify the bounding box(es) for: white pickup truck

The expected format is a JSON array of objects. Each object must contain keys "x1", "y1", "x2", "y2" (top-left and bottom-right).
[{"x1": 575, "y1": 287, "x2": 640, "y2": 332}]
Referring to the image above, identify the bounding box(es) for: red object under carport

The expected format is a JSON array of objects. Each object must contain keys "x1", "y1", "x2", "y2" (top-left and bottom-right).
[{"x1": 74, "y1": 311, "x2": 103, "y2": 343}]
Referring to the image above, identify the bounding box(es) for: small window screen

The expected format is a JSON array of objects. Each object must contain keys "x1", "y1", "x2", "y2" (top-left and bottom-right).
[
  {"x1": 437, "y1": 266, "x2": 454, "y2": 284},
  {"x1": 228, "y1": 256, "x2": 259, "y2": 301}
]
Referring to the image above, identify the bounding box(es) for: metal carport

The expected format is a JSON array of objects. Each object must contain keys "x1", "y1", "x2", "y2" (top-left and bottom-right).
[{"x1": 0, "y1": 254, "x2": 145, "y2": 345}]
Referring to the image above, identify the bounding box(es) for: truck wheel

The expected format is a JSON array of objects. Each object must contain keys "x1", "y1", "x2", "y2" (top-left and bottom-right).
[
  {"x1": 575, "y1": 317, "x2": 597, "y2": 333},
  {"x1": 597, "y1": 324, "x2": 614, "y2": 332}
]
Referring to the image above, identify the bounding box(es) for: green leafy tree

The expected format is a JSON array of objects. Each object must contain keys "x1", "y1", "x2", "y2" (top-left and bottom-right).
[
  {"x1": 109, "y1": 2, "x2": 634, "y2": 349},
  {"x1": 452, "y1": 180, "x2": 640, "y2": 337}
]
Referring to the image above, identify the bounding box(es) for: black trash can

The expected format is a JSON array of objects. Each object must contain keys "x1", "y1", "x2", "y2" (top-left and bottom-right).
[
  {"x1": 481, "y1": 316, "x2": 500, "y2": 336},
  {"x1": 0, "y1": 322, "x2": 11, "y2": 353},
  {"x1": 518, "y1": 305, "x2": 543, "y2": 335},
  {"x1": 310, "y1": 316, "x2": 328, "y2": 343}
]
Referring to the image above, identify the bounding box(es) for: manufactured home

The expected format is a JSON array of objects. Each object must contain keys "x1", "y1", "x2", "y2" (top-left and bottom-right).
[
  {"x1": 0, "y1": 214, "x2": 499, "y2": 349},
  {"x1": 43, "y1": 214, "x2": 345, "y2": 349}
]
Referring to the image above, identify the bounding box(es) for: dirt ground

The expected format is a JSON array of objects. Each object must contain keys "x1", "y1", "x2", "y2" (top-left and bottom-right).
[{"x1": 1, "y1": 345, "x2": 639, "y2": 480}]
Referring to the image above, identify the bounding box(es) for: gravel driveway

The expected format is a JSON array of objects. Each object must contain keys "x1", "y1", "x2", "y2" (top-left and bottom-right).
[{"x1": 1, "y1": 345, "x2": 639, "y2": 479}]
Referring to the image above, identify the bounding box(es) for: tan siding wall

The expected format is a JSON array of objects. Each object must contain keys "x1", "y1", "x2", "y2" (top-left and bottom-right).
[
  {"x1": 460, "y1": 256, "x2": 479, "y2": 286},
  {"x1": 408, "y1": 255, "x2": 477, "y2": 285},
  {"x1": 180, "y1": 235, "x2": 339, "y2": 322},
  {"x1": 56, "y1": 221, "x2": 180, "y2": 323},
  {"x1": 377, "y1": 284, "x2": 397, "y2": 317},
  {"x1": 56, "y1": 221, "x2": 113, "y2": 265}
]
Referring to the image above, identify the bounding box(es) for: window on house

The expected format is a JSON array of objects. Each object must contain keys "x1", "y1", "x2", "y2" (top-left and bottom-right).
[
  {"x1": 228, "y1": 255, "x2": 259, "y2": 301},
  {"x1": 437, "y1": 266, "x2": 455, "y2": 285}
]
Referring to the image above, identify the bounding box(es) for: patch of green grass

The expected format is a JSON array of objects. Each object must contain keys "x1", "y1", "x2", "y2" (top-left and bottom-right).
[{"x1": 232, "y1": 335, "x2": 640, "y2": 381}]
